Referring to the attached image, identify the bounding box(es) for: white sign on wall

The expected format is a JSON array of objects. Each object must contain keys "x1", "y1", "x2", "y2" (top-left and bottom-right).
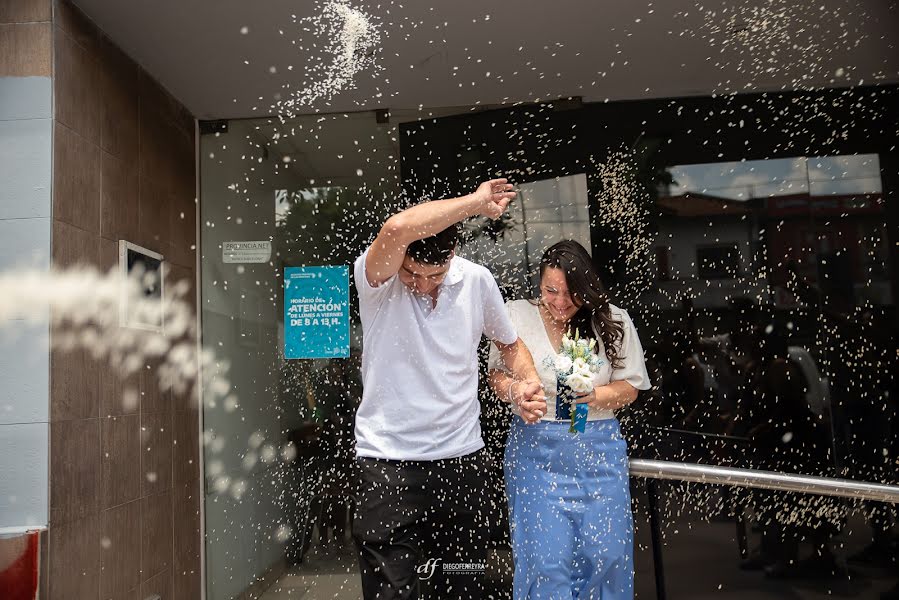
[{"x1": 223, "y1": 241, "x2": 272, "y2": 264}]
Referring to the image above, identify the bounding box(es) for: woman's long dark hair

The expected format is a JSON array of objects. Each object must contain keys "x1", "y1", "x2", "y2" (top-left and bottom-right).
[{"x1": 535, "y1": 240, "x2": 625, "y2": 369}]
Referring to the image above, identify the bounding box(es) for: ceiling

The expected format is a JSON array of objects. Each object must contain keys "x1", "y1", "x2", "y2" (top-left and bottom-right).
[{"x1": 73, "y1": 0, "x2": 899, "y2": 120}]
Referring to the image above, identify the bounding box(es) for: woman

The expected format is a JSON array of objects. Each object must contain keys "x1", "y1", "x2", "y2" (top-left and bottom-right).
[{"x1": 488, "y1": 240, "x2": 650, "y2": 599}]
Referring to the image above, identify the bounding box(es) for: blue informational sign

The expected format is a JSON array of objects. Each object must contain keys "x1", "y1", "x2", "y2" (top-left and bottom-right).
[{"x1": 284, "y1": 266, "x2": 350, "y2": 359}]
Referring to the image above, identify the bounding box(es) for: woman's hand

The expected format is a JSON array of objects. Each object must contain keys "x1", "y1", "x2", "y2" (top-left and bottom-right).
[
  {"x1": 573, "y1": 388, "x2": 599, "y2": 410},
  {"x1": 574, "y1": 381, "x2": 639, "y2": 411}
]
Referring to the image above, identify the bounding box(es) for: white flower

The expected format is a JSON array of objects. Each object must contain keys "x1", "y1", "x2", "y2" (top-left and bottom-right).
[
  {"x1": 561, "y1": 336, "x2": 575, "y2": 352},
  {"x1": 555, "y1": 355, "x2": 573, "y2": 373},
  {"x1": 577, "y1": 338, "x2": 590, "y2": 349},
  {"x1": 573, "y1": 357, "x2": 588, "y2": 373},
  {"x1": 566, "y1": 371, "x2": 594, "y2": 393},
  {"x1": 577, "y1": 365, "x2": 595, "y2": 379}
]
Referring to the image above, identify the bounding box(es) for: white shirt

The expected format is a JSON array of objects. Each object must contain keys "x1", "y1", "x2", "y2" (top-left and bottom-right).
[
  {"x1": 488, "y1": 299, "x2": 651, "y2": 421},
  {"x1": 353, "y1": 248, "x2": 518, "y2": 460}
]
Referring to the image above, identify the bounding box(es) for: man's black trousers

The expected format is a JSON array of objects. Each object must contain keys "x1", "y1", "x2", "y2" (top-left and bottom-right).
[{"x1": 352, "y1": 449, "x2": 489, "y2": 600}]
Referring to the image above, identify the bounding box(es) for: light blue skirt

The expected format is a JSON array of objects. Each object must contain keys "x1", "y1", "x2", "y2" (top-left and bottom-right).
[{"x1": 504, "y1": 419, "x2": 634, "y2": 600}]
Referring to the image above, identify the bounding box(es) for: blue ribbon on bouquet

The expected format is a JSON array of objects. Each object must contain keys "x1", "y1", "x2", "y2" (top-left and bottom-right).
[{"x1": 555, "y1": 376, "x2": 588, "y2": 434}]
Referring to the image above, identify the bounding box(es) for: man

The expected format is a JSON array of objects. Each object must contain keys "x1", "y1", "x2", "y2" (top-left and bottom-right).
[{"x1": 352, "y1": 178, "x2": 546, "y2": 600}]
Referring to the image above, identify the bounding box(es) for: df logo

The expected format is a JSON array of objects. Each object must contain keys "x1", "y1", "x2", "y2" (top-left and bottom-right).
[{"x1": 416, "y1": 558, "x2": 442, "y2": 580}]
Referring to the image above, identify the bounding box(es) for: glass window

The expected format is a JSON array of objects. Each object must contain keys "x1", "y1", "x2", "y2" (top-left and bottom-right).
[
  {"x1": 200, "y1": 113, "x2": 402, "y2": 600},
  {"x1": 697, "y1": 244, "x2": 741, "y2": 279},
  {"x1": 462, "y1": 173, "x2": 590, "y2": 296}
]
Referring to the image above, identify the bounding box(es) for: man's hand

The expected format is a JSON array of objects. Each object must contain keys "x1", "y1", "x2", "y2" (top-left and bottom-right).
[
  {"x1": 513, "y1": 380, "x2": 547, "y2": 424},
  {"x1": 473, "y1": 178, "x2": 516, "y2": 219}
]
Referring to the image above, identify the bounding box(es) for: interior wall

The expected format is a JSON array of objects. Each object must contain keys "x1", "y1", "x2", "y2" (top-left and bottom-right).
[{"x1": 42, "y1": 1, "x2": 201, "y2": 599}]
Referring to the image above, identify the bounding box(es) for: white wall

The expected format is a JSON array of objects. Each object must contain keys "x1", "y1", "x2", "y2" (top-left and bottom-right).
[{"x1": 0, "y1": 76, "x2": 52, "y2": 529}]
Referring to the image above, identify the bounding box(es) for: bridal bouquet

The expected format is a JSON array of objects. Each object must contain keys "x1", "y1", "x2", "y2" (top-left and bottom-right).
[{"x1": 554, "y1": 329, "x2": 603, "y2": 433}]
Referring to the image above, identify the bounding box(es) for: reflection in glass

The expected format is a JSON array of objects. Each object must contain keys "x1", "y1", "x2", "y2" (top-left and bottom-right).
[
  {"x1": 617, "y1": 152, "x2": 897, "y2": 596},
  {"x1": 463, "y1": 173, "x2": 590, "y2": 297}
]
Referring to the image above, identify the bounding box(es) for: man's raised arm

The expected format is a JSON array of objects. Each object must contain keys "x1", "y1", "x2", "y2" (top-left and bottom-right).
[{"x1": 364, "y1": 178, "x2": 516, "y2": 287}]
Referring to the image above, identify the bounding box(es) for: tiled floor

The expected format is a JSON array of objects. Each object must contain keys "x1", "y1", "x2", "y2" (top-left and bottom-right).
[
  {"x1": 257, "y1": 503, "x2": 896, "y2": 600},
  {"x1": 258, "y1": 532, "x2": 895, "y2": 600},
  {"x1": 259, "y1": 543, "x2": 361, "y2": 600}
]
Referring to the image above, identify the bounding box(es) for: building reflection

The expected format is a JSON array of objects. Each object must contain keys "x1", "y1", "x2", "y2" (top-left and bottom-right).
[{"x1": 619, "y1": 153, "x2": 897, "y2": 596}]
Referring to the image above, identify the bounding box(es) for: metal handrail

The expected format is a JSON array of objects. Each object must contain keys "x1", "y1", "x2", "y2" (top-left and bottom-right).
[{"x1": 629, "y1": 459, "x2": 899, "y2": 504}]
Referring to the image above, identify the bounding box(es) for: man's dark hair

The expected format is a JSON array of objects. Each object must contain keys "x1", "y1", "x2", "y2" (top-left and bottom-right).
[{"x1": 406, "y1": 224, "x2": 459, "y2": 265}]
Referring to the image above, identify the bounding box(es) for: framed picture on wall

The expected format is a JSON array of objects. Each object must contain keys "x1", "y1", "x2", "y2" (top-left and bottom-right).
[{"x1": 118, "y1": 240, "x2": 165, "y2": 332}]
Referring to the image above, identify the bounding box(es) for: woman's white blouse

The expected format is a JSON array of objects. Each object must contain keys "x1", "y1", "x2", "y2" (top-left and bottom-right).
[{"x1": 487, "y1": 299, "x2": 651, "y2": 421}]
